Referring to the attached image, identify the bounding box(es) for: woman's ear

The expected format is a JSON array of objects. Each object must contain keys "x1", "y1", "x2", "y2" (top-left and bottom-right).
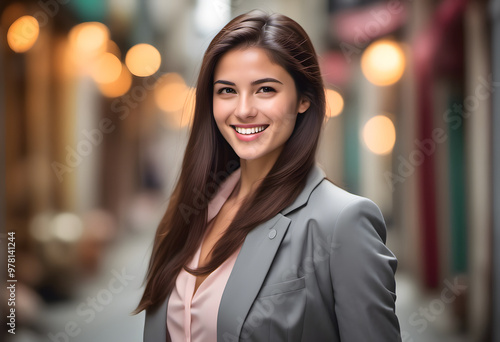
[{"x1": 298, "y1": 97, "x2": 311, "y2": 114}]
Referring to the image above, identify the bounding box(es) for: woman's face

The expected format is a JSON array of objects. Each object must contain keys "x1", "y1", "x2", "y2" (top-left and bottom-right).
[{"x1": 212, "y1": 47, "x2": 310, "y2": 164}]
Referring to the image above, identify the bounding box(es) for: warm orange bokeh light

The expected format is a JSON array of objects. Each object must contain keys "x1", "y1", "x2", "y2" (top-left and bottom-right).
[
  {"x1": 362, "y1": 115, "x2": 396, "y2": 155},
  {"x1": 154, "y1": 73, "x2": 189, "y2": 112},
  {"x1": 69, "y1": 22, "x2": 109, "y2": 56},
  {"x1": 325, "y1": 88, "x2": 344, "y2": 119},
  {"x1": 98, "y1": 63, "x2": 132, "y2": 98},
  {"x1": 361, "y1": 40, "x2": 405, "y2": 86},
  {"x1": 125, "y1": 43, "x2": 161, "y2": 77},
  {"x1": 7, "y1": 15, "x2": 39, "y2": 53},
  {"x1": 154, "y1": 73, "x2": 195, "y2": 128},
  {"x1": 106, "y1": 40, "x2": 121, "y2": 59},
  {"x1": 91, "y1": 52, "x2": 122, "y2": 84}
]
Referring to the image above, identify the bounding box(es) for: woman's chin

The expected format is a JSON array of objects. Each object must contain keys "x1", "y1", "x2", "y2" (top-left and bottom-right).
[{"x1": 234, "y1": 153, "x2": 261, "y2": 161}]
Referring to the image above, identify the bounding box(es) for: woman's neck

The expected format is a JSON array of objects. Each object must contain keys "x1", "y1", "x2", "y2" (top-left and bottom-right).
[{"x1": 234, "y1": 149, "x2": 281, "y2": 202}]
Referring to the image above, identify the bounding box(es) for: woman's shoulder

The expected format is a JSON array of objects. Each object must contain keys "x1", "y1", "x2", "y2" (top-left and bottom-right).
[
  {"x1": 310, "y1": 177, "x2": 382, "y2": 213},
  {"x1": 304, "y1": 177, "x2": 387, "y2": 239}
]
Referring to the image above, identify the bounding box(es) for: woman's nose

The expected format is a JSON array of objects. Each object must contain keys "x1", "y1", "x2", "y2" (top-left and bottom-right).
[{"x1": 234, "y1": 94, "x2": 257, "y2": 119}]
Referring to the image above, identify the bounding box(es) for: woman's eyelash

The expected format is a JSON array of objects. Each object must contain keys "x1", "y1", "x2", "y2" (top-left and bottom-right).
[
  {"x1": 217, "y1": 87, "x2": 235, "y2": 94},
  {"x1": 258, "y1": 86, "x2": 276, "y2": 93},
  {"x1": 216, "y1": 86, "x2": 276, "y2": 94}
]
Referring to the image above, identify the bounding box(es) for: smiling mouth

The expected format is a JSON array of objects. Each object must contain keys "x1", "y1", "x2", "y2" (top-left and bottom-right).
[{"x1": 231, "y1": 125, "x2": 269, "y2": 135}]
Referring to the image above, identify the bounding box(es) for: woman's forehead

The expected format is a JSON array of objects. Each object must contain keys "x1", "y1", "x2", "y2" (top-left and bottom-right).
[{"x1": 213, "y1": 47, "x2": 291, "y2": 83}]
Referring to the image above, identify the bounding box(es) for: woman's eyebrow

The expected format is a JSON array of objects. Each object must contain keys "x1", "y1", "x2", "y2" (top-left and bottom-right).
[
  {"x1": 251, "y1": 78, "x2": 283, "y2": 85},
  {"x1": 213, "y1": 78, "x2": 283, "y2": 86},
  {"x1": 213, "y1": 80, "x2": 235, "y2": 86}
]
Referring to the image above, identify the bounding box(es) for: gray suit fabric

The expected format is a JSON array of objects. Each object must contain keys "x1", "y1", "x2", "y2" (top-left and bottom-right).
[{"x1": 143, "y1": 163, "x2": 402, "y2": 341}]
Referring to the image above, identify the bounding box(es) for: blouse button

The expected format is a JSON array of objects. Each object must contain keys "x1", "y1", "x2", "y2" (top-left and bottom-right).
[{"x1": 268, "y1": 229, "x2": 277, "y2": 239}]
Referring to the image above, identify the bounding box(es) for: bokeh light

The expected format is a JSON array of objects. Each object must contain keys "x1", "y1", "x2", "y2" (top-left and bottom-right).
[
  {"x1": 125, "y1": 43, "x2": 161, "y2": 77},
  {"x1": 7, "y1": 15, "x2": 39, "y2": 53},
  {"x1": 91, "y1": 52, "x2": 122, "y2": 84},
  {"x1": 52, "y1": 212, "x2": 84, "y2": 243},
  {"x1": 154, "y1": 72, "x2": 189, "y2": 112},
  {"x1": 29, "y1": 212, "x2": 84, "y2": 243},
  {"x1": 362, "y1": 114, "x2": 396, "y2": 155},
  {"x1": 69, "y1": 21, "x2": 109, "y2": 56},
  {"x1": 154, "y1": 73, "x2": 195, "y2": 128},
  {"x1": 325, "y1": 88, "x2": 344, "y2": 118},
  {"x1": 98, "y1": 63, "x2": 132, "y2": 97},
  {"x1": 106, "y1": 40, "x2": 121, "y2": 59},
  {"x1": 361, "y1": 39, "x2": 405, "y2": 86},
  {"x1": 30, "y1": 212, "x2": 54, "y2": 243}
]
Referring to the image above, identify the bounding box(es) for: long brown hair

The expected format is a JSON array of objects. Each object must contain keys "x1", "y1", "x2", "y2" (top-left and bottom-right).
[{"x1": 134, "y1": 9, "x2": 326, "y2": 313}]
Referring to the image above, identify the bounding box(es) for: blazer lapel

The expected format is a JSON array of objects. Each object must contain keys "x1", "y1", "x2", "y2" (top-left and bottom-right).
[
  {"x1": 217, "y1": 213, "x2": 291, "y2": 341},
  {"x1": 144, "y1": 163, "x2": 326, "y2": 342},
  {"x1": 280, "y1": 162, "x2": 326, "y2": 216},
  {"x1": 217, "y1": 162, "x2": 326, "y2": 341}
]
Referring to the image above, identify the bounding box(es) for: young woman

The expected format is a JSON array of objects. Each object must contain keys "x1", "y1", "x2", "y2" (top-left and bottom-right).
[{"x1": 136, "y1": 9, "x2": 402, "y2": 342}]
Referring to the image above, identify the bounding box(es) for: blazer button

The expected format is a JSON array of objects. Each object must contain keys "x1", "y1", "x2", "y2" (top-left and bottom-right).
[{"x1": 268, "y1": 229, "x2": 277, "y2": 239}]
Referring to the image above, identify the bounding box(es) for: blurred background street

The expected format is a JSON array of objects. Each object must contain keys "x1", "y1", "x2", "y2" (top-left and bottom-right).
[{"x1": 1, "y1": 0, "x2": 499, "y2": 341}]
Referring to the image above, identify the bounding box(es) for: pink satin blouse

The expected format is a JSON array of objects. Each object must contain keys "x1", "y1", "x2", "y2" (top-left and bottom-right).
[{"x1": 166, "y1": 167, "x2": 242, "y2": 342}]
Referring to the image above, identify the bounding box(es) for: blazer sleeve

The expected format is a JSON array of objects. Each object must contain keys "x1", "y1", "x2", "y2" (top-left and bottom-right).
[{"x1": 329, "y1": 197, "x2": 402, "y2": 342}]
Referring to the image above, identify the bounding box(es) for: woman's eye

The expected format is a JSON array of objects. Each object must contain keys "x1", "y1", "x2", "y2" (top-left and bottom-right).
[
  {"x1": 258, "y1": 86, "x2": 276, "y2": 93},
  {"x1": 217, "y1": 88, "x2": 236, "y2": 94}
]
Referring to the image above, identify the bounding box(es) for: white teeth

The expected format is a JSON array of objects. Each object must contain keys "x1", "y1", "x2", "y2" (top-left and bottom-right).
[{"x1": 234, "y1": 125, "x2": 267, "y2": 135}]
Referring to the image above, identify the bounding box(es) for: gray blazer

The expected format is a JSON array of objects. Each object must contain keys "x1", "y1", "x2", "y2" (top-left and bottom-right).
[{"x1": 143, "y1": 163, "x2": 402, "y2": 341}]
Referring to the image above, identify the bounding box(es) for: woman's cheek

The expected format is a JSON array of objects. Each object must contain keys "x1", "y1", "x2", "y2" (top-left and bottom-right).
[{"x1": 215, "y1": 101, "x2": 234, "y2": 119}]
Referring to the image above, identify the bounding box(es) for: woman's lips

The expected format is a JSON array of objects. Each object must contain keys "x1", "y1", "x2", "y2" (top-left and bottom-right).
[
  {"x1": 231, "y1": 125, "x2": 269, "y2": 141},
  {"x1": 232, "y1": 125, "x2": 268, "y2": 134}
]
